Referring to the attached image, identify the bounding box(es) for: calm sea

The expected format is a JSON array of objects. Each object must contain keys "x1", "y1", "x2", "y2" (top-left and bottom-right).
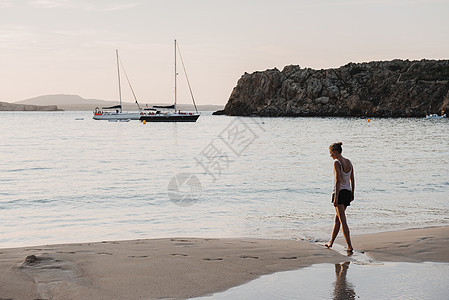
[{"x1": 0, "y1": 111, "x2": 448, "y2": 248}]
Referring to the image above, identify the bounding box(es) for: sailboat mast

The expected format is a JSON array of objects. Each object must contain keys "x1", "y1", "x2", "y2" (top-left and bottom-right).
[
  {"x1": 116, "y1": 49, "x2": 122, "y2": 113},
  {"x1": 174, "y1": 39, "x2": 177, "y2": 112}
]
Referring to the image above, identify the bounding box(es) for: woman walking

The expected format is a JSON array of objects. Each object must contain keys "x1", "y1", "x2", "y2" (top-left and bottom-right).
[{"x1": 325, "y1": 142, "x2": 354, "y2": 252}]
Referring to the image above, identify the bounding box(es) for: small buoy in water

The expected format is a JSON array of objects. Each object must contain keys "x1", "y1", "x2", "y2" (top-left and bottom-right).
[
  {"x1": 143, "y1": 120, "x2": 147, "y2": 125},
  {"x1": 367, "y1": 119, "x2": 371, "y2": 123}
]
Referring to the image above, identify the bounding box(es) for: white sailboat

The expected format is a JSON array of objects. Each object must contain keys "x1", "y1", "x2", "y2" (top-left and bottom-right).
[
  {"x1": 93, "y1": 49, "x2": 141, "y2": 121},
  {"x1": 140, "y1": 40, "x2": 200, "y2": 122}
]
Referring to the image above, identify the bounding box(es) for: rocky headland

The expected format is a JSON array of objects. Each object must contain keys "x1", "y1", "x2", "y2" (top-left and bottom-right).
[
  {"x1": 0, "y1": 101, "x2": 62, "y2": 111},
  {"x1": 215, "y1": 59, "x2": 449, "y2": 117}
]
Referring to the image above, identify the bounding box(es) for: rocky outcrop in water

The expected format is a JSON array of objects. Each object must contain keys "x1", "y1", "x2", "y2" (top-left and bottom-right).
[
  {"x1": 216, "y1": 59, "x2": 449, "y2": 117},
  {"x1": 0, "y1": 101, "x2": 62, "y2": 111}
]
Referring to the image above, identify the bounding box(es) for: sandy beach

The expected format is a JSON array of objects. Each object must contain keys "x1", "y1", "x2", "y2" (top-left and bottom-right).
[
  {"x1": 349, "y1": 226, "x2": 449, "y2": 263},
  {"x1": 1, "y1": 226, "x2": 448, "y2": 299}
]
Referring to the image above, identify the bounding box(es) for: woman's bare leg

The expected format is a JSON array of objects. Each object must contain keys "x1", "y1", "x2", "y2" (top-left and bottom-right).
[
  {"x1": 325, "y1": 214, "x2": 340, "y2": 248},
  {"x1": 335, "y1": 205, "x2": 353, "y2": 251}
]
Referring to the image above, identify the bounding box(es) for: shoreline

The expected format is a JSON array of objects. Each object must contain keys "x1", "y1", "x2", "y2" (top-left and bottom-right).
[
  {"x1": 1, "y1": 226, "x2": 448, "y2": 299},
  {"x1": 346, "y1": 225, "x2": 449, "y2": 263}
]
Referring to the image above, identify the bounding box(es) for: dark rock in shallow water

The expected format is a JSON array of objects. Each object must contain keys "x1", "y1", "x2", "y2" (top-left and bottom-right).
[
  {"x1": 24, "y1": 255, "x2": 38, "y2": 264},
  {"x1": 219, "y1": 59, "x2": 449, "y2": 117}
]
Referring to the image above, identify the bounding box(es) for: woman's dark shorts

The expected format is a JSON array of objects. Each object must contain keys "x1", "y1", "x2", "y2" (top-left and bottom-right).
[{"x1": 332, "y1": 189, "x2": 352, "y2": 207}]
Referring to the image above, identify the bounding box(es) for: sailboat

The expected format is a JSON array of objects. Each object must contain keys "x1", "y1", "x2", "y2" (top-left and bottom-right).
[
  {"x1": 93, "y1": 49, "x2": 141, "y2": 121},
  {"x1": 139, "y1": 40, "x2": 200, "y2": 122}
]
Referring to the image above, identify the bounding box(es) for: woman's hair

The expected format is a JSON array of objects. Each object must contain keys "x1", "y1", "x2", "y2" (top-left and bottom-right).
[{"x1": 329, "y1": 142, "x2": 343, "y2": 153}]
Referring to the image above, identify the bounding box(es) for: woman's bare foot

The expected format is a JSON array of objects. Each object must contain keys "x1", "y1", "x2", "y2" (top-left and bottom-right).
[
  {"x1": 324, "y1": 243, "x2": 332, "y2": 248},
  {"x1": 346, "y1": 248, "x2": 353, "y2": 252}
]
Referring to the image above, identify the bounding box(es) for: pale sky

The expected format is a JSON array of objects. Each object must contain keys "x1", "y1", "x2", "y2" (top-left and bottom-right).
[{"x1": 1, "y1": 0, "x2": 448, "y2": 106}]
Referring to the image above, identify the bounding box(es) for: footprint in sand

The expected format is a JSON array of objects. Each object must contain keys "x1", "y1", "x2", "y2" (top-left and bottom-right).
[
  {"x1": 170, "y1": 253, "x2": 188, "y2": 257},
  {"x1": 239, "y1": 255, "x2": 259, "y2": 259},
  {"x1": 170, "y1": 239, "x2": 191, "y2": 242},
  {"x1": 240, "y1": 241, "x2": 258, "y2": 244},
  {"x1": 280, "y1": 256, "x2": 298, "y2": 260},
  {"x1": 170, "y1": 239, "x2": 195, "y2": 247},
  {"x1": 203, "y1": 258, "x2": 223, "y2": 261}
]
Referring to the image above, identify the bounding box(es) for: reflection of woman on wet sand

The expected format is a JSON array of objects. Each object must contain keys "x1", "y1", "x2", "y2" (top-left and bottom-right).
[
  {"x1": 325, "y1": 142, "x2": 354, "y2": 252},
  {"x1": 333, "y1": 262, "x2": 357, "y2": 300}
]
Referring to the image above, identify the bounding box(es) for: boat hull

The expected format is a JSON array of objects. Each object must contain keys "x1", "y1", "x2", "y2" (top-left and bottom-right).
[
  {"x1": 140, "y1": 114, "x2": 200, "y2": 122},
  {"x1": 93, "y1": 112, "x2": 141, "y2": 120}
]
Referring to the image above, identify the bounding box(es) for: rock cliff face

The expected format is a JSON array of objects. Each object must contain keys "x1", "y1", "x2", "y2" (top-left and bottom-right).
[
  {"x1": 0, "y1": 101, "x2": 62, "y2": 111},
  {"x1": 218, "y1": 59, "x2": 449, "y2": 117}
]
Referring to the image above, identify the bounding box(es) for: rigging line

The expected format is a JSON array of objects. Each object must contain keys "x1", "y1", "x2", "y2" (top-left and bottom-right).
[
  {"x1": 118, "y1": 56, "x2": 142, "y2": 110},
  {"x1": 176, "y1": 42, "x2": 198, "y2": 113}
]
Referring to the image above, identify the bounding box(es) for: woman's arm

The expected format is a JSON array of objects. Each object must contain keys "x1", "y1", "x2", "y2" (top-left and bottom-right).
[
  {"x1": 333, "y1": 160, "x2": 341, "y2": 206},
  {"x1": 350, "y1": 164, "x2": 355, "y2": 201}
]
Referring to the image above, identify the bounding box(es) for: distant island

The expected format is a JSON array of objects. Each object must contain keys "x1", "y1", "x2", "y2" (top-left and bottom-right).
[
  {"x1": 0, "y1": 101, "x2": 61, "y2": 111},
  {"x1": 214, "y1": 59, "x2": 449, "y2": 117},
  {"x1": 1, "y1": 94, "x2": 223, "y2": 112}
]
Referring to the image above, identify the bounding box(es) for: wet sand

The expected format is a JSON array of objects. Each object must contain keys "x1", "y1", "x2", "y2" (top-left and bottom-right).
[
  {"x1": 348, "y1": 226, "x2": 449, "y2": 263},
  {"x1": 0, "y1": 226, "x2": 448, "y2": 299}
]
